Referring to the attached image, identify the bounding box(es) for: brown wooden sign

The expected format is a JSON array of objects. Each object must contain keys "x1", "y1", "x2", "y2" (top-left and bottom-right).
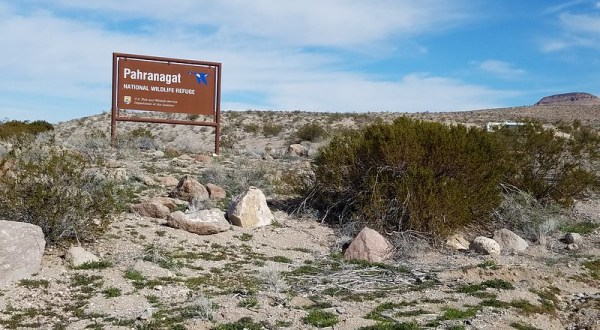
[{"x1": 111, "y1": 53, "x2": 222, "y2": 153}]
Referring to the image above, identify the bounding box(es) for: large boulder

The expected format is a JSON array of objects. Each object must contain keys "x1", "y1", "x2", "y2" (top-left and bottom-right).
[
  {"x1": 493, "y1": 229, "x2": 528, "y2": 254},
  {"x1": 169, "y1": 175, "x2": 209, "y2": 202},
  {"x1": 227, "y1": 187, "x2": 273, "y2": 228},
  {"x1": 130, "y1": 201, "x2": 171, "y2": 219},
  {"x1": 167, "y1": 210, "x2": 230, "y2": 235},
  {"x1": 344, "y1": 227, "x2": 394, "y2": 262},
  {"x1": 470, "y1": 236, "x2": 501, "y2": 255},
  {"x1": 0, "y1": 220, "x2": 46, "y2": 285}
]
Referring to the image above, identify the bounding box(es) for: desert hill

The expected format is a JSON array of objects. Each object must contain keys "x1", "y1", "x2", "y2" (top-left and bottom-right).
[{"x1": 535, "y1": 92, "x2": 600, "y2": 106}]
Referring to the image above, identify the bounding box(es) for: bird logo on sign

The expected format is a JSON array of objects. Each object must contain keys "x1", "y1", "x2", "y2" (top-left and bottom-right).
[{"x1": 188, "y1": 72, "x2": 209, "y2": 86}]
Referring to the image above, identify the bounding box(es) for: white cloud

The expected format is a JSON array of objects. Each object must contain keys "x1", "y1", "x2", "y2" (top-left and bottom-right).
[
  {"x1": 29, "y1": 0, "x2": 473, "y2": 48},
  {"x1": 476, "y1": 60, "x2": 526, "y2": 79},
  {"x1": 0, "y1": 1, "x2": 516, "y2": 122},
  {"x1": 541, "y1": 9, "x2": 600, "y2": 52},
  {"x1": 264, "y1": 73, "x2": 515, "y2": 112}
]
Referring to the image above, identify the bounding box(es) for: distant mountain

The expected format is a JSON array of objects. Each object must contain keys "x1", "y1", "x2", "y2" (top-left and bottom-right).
[{"x1": 535, "y1": 92, "x2": 600, "y2": 106}]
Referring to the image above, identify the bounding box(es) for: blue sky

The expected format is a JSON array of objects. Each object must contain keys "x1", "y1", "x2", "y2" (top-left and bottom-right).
[{"x1": 1, "y1": 0, "x2": 600, "y2": 123}]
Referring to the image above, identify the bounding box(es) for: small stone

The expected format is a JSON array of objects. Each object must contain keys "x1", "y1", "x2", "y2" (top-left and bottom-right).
[
  {"x1": 66, "y1": 246, "x2": 100, "y2": 267},
  {"x1": 169, "y1": 175, "x2": 209, "y2": 203},
  {"x1": 287, "y1": 144, "x2": 308, "y2": 157},
  {"x1": 344, "y1": 227, "x2": 395, "y2": 262},
  {"x1": 289, "y1": 296, "x2": 315, "y2": 308},
  {"x1": 139, "y1": 307, "x2": 159, "y2": 320},
  {"x1": 564, "y1": 232, "x2": 583, "y2": 244},
  {"x1": 470, "y1": 236, "x2": 501, "y2": 255},
  {"x1": 566, "y1": 243, "x2": 579, "y2": 250}
]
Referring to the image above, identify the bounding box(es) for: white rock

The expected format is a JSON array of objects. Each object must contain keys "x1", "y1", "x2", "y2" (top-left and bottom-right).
[
  {"x1": 470, "y1": 236, "x2": 501, "y2": 255},
  {"x1": 493, "y1": 228, "x2": 528, "y2": 253},
  {"x1": 227, "y1": 187, "x2": 273, "y2": 228},
  {"x1": 0, "y1": 221, "x2": 45, "y2": 285},
  {"x1": 66, "y1": 246, "x2": 100, "y2": 267},
  {"x1": 167, "y1": 210, "x2": 230, "y2": 235}
]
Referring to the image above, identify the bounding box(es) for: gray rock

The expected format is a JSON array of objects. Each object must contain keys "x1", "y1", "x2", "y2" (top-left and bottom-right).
[
  {"x1": 344, "y1": 227, "x2": 395, "y2": 262},
  {"x1": 470, "y1": 236, "x2": 501, "y2": 255},
  {"x1": 167, "y1": 210, "x2": 230, "y2": 235},
  {"x1": 0, "y1": 221, "x2": 45, "y2": 285},
  {"x1": 493, "y1": 228, "x2": 528, "y2": 253},
  {"x1": 227, "y1": 187, "x2": 273, "y2": 228},
  {"x1": 66, "y1": 246, "x2": 99, "y2": 267}
]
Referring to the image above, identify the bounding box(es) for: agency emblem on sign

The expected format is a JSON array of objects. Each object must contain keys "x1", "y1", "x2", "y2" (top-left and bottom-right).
[{"x1": 124, "y1": 96, "x2": 131, "y2": 105}]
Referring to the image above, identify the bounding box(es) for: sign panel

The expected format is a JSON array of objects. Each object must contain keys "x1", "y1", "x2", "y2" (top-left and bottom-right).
[
  {"x1": 111, "y1": 53, "x2": 222, "y2": 154},
  {"x1": 116, "y1": 57, "x2": 217, "y2": 115}
]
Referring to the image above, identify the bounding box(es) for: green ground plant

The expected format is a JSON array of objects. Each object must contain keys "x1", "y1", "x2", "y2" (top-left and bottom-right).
[{"x1": 303, "y1": 309, "x2": 339, "y2": 328}]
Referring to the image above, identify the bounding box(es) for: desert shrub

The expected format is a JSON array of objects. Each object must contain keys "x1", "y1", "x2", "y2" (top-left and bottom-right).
[
  {"x1": 0, "y1": 139, "x2": 127, "y2": 245},
  {"x1": 305, "y1": 117, "x2": 508, "y2": 240},
  {"x1": 0, "y1": 119, "x2": 53, "y2": 140},
  {"x1": 262, "y1": 123, "x2": 284, "y2": 137},
  {"x1": 294, "y1": 122, "x2": 328, "y2": 142},
  {"x1": 495, "y1": 122, "x2": 600, "y2": 206},
  {"x1": 117, "y1": 127, "x2": 155, "y2": 150},
  {"x1": 242, "y1": 123, "x2": 260, "y2": 134}
]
